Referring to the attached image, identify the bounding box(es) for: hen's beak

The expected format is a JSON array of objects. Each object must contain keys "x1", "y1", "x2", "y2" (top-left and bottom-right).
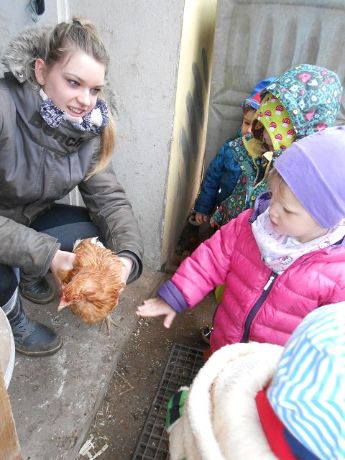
[{"x1": 58, "y1": 297, "x2": 72, "y2": 311}]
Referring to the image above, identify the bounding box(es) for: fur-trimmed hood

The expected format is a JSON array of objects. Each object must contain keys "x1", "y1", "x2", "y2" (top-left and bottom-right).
[
  {"x1": 168, "y1": 343, "x2": 283, "y2": 460},
  {"x1": 2, "y1": 26, "x2": 118, "y2": 114},
  {"x1": 169, "y1": 304, "x2": 345, "y2": 460},
  {"x1": 2, "y1": 26, "x2": 51, "y2": 87}
]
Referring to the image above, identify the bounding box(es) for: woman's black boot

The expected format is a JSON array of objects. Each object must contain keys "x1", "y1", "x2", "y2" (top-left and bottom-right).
[
  {"x1": 19, "y1": 275, "x2": 55, "y2": 304},
  {"x1": 6, "y1": 297, "x2": 62, "y2": 356}
]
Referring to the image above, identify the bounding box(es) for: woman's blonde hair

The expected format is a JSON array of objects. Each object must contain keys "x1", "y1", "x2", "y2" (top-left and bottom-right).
[{"x1": 41, "y1": 18, "x2": 116, "y2": 178}]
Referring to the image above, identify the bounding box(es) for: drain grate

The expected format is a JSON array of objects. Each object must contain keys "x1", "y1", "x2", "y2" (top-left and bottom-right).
[{"x1": 131, "y1": 343, "x2": 205, "y2": 460}]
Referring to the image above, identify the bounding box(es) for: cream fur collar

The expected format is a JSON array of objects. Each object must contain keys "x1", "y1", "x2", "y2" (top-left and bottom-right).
[{"x1": 168, "y1": 343, "x2": 283, "y2": 460}]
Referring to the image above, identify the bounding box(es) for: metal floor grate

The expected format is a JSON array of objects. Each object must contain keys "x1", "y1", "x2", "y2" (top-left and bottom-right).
[{"x1": 131, "y1": 343, "x2": 205, "y2": 460}]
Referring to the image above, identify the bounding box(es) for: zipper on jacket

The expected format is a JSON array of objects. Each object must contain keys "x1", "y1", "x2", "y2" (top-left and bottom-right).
[{"x1": 240, "y1": 272, "x2": 278, "y2": 343}]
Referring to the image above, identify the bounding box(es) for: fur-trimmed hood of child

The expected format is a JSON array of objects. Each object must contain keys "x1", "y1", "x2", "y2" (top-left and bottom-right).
[{"x1": 168, "y1": 302, "x2": 345, "y2": 460}]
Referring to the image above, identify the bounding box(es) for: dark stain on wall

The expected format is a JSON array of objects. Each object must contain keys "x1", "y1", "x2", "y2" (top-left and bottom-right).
[{"x1": 178, "y1": 48, "x2": 208, "y2": 203}]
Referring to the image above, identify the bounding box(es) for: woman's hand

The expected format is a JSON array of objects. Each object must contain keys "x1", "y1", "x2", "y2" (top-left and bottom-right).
[
  {"x1": 118, "y1": 256, "x2": 133, "y2": 284},
  {"x1": 50, "y1": 249, "x2": 76, "y2": 290},
  {"x1": 136, "y1": 297, "x2": 176, "y2": 328}
]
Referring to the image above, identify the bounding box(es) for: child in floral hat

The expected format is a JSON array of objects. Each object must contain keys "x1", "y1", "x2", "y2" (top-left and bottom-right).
[
  {"x1": 191, "y1": 77, "x2": 276, "y2": 225},
  {"x1": 212, "y1": 63, "x2": 342, "y2": 227}
]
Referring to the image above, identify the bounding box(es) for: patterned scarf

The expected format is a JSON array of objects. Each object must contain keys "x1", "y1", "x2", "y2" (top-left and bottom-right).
[{"x1": 39, "y1": 89, "x2": 109, "y2": 134}]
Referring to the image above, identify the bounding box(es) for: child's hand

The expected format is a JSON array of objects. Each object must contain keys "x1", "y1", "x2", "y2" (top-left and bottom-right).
[
  {"x1": 136, "y1": 297, "x2": 176, "y2": 328},
  {"x1": 210, "y1": 217, "x2": 217, "y2": 228},
  {"x1": 195, "y1": 213, "x2": 208, "y2": 225}
]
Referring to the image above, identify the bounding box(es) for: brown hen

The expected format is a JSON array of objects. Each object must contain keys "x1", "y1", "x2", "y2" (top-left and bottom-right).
[{"x1": 58, "y1": 238, "x2": 124, "y2": 329}]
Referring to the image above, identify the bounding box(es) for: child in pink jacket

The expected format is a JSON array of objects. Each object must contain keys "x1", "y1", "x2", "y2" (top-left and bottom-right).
[{"x1": 137, "y1": 126, "x2": 345, "y2": 353}]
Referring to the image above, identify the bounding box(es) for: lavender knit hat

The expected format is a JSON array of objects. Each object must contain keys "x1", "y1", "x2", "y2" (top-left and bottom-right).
[{"x1": 274, "y1": 126, "x2": 345, "y2": 228}]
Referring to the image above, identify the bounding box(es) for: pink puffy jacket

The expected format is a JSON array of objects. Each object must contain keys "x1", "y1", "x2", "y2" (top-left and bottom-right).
[{"x1": 160, "y1": 209, "x2": 345, "y2": 353}]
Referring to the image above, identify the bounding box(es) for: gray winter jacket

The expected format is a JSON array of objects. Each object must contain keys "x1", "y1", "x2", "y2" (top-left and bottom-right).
[{"x1": 0, "y1": 36, "x2": 143, "y2": 282}]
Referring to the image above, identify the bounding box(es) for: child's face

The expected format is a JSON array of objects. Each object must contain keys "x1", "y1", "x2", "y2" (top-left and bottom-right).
[
  {"x1": 241, "y1": 109, "x2": 255, "y2": 135},
  {"x1": 251, "y1": 120, "x2": 274, "y2": 152},
  {"x1": 262, "y1": 127, "x2": 274, "y2": 151},
  {"x1": 35, "y1": 50, "x2": 105, "y2": 118},
  {"x1": 268, "y1": 175, "x2": 327, "y2": 243}
]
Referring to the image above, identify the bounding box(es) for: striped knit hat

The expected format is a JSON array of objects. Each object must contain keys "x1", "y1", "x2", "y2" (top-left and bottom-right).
[{"x1": 267, "y1": 302, "x2": 345, "y2": 459}]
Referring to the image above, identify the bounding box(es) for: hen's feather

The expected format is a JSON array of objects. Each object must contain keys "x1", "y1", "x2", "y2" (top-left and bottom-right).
[{"x1": 58, "y1": 238, "x2": 124, "y2": 325}]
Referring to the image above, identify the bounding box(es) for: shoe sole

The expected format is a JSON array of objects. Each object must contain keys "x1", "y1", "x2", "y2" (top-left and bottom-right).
[{"x1": 15, "y1": 340, "x2": 63, "y2": 357}]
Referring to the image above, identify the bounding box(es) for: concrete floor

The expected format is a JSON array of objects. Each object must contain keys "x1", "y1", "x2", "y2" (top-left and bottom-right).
[
  {"x1": 79, "y1": 288, "x2": 214, "y2": 460},
  {"x1": 8, "y1": 268, "x2": 167, "y2": 460}
]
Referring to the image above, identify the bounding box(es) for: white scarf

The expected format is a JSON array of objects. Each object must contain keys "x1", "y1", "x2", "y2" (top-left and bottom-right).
[{"x1": 251, "y1": 209, "x2": 345, "y2": 273}]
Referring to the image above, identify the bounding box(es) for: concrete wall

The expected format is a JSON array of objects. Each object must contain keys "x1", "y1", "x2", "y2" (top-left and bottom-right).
[
  {"x1": 0, "y1": 1, "x2": 57, "y2": 58},
  {"x1": 0, "y1": 0, "x2": 186, "y2": 269},
  {"x1": 67, "y1": 0, "x2": 217, "y2": 269},
  {"x1": 65, "y1": 0, "x2": 189, "y2": 269},
  {"x1": 0, "y1": 0, "x2": 217, "y2": 270}
]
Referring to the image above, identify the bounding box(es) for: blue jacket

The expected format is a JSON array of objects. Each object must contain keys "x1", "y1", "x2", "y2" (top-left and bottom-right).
[
  {"x1": 194, "y1": 137, "x2": 241, "y2": 215},
  {"x1": 193, "y1": 76, "x2": 276, "y2": 217}
]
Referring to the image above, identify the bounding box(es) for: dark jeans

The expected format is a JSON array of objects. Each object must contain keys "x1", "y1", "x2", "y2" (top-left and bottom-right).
[{"x1": 0, "y1": 204, "x2": 99, "y2": 306}]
